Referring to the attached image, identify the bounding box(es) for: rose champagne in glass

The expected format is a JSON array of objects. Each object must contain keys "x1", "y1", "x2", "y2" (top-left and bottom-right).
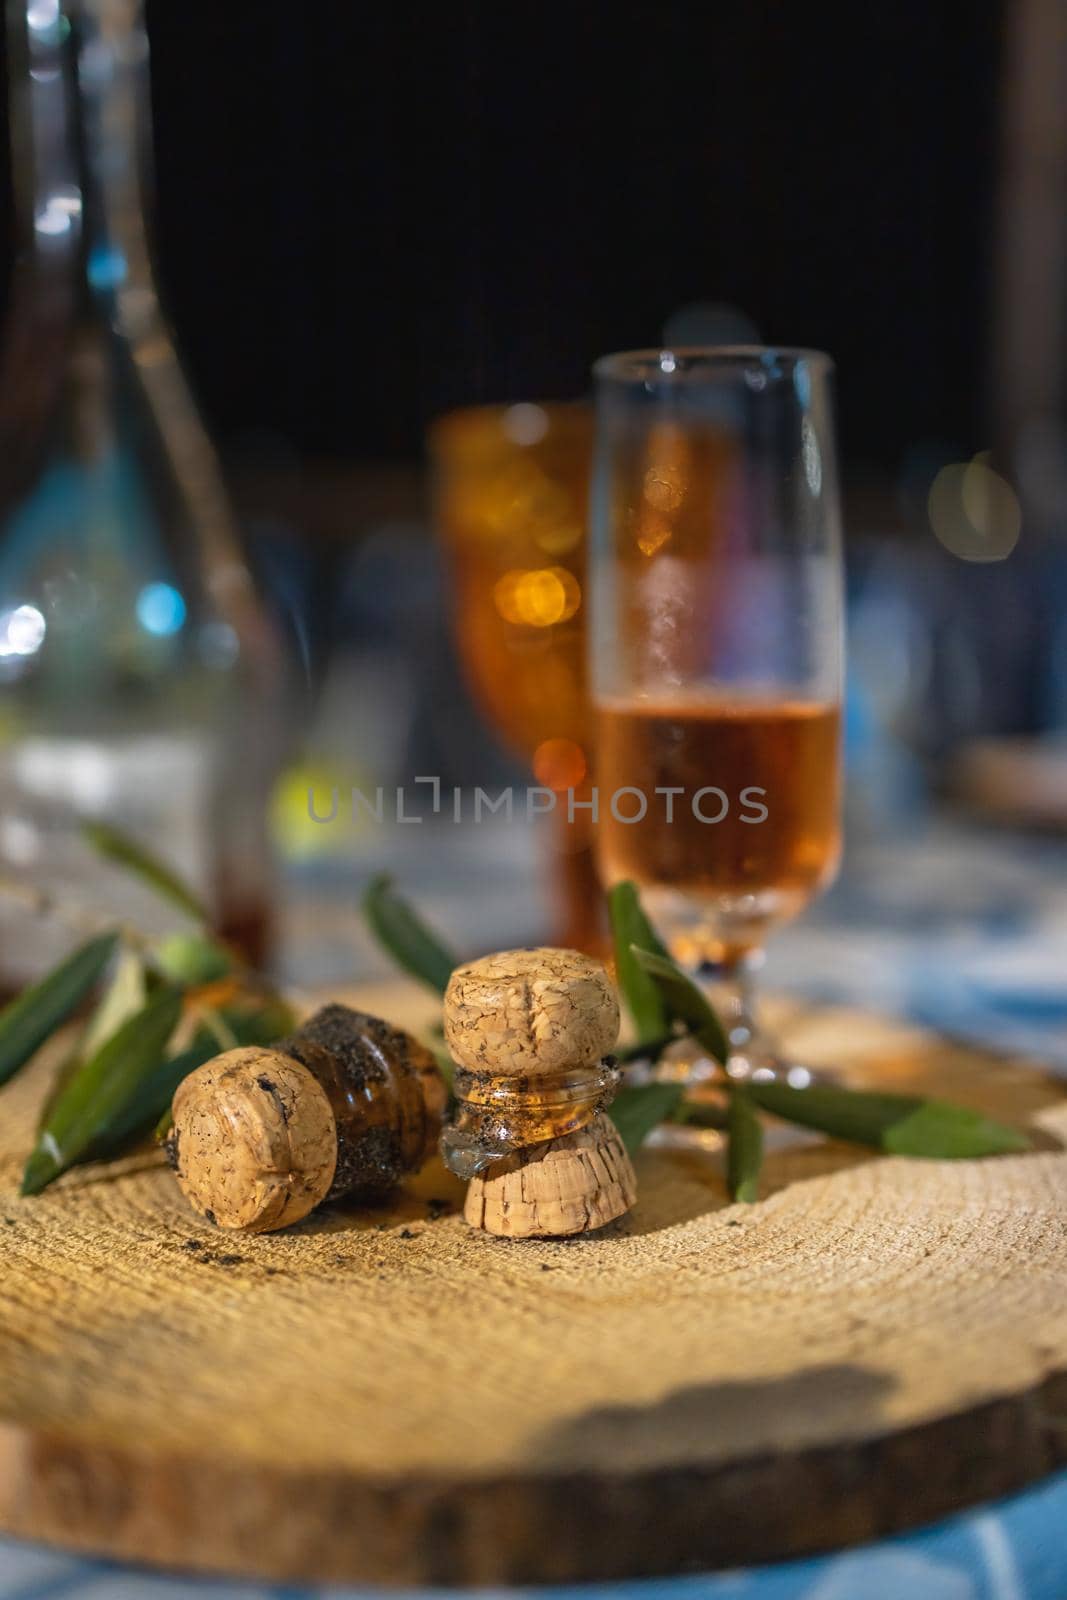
[{"x1": 590, "y1": 348, "x2": 844, "y2": 1080}]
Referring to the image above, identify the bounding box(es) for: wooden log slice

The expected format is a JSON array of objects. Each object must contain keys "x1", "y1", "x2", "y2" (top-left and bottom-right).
[{"x1": 0, "y1": 994, "x2": 1065, "y2": 1586}]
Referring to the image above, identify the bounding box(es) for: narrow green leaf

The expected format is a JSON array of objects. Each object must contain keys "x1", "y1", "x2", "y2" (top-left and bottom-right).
[
  {"x1": 37, "y1": 946, "x2": 146, "y2": 1131},
  {"x1": 22, "y1": 986, "x2": 183, "y2": 1194},
  {"x1": 0, "y1": 932, "x2": 118, "y2": 1088},
  {"x1": 747, "y1": 1081, "x2": 920, "y2": 1145},
  {"x1": 39, "y1": 995, "x2": 297, "y2": 1170},
  {"x1": 213, "y1": 997, "x2": 297, "y2": 1047},
  {"x1": 152, "y1": 933, "x2": 231, "y2": 986},
  {"x1": 38, "y1": 1042, "x2": 83, "y2": 1133},
  {"x1": 608, "y1": 881, "x2": 670, "y2": 1041},
  {"x1": 748, "y1": 1081, "x2": 1030, "y2": 1159},
  {"x1": 727, "y1": 1089, "x2": 764, "y2": 1202},
  {"x1": 610, "y1": 1082, "x2": 685, "y2": 1154},
  {"x1": 86, "y1": 1034, "x2": 226, "y2": 1163},
  {"x1": 882, "y1": 1101, "x2": 1030, "y2": 1158},
  {"x1": 90, "y1": 996, "x2": 298, "y2": 1162},
  {"x1": 80, "y1": 820, "x2": 208, "y2": 924},
  {"x1": 80, "y1": 946, "x2": 147, "y2": 1057},
  {"x1": 630, "y1": 945, "x2": 730, "y2": 1066},
  {"x1": 672, "y1": 1097, "x2": 729, "y2": 1131},
  {"x1": 362, "y1": 874, "x2": 456, "y2": 995}
]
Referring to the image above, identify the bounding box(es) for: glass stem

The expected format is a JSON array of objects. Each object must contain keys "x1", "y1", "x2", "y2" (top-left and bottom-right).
[{"x1": 716, "y1": 949, "x2": 765, "y2": 1078}]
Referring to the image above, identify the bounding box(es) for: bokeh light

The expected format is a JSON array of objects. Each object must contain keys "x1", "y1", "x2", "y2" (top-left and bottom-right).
[
  {"x1": 533, "y1": 737, "x2": 587, "y2": 791},
  {"x1": 0, "y1": 604, "x2": 46, "y2": 658},
  {"x1": 87, "y1": 243, "x2": 128, "y2": 290},
  {"x1": 34, "y1": 189, "x2": 81, "y2": 237},
  {"x1": 493, "y1": 567, "x2": 581, "y2": 627},
  {"x1": 198, "y1": 621, "x2": 239, "y2": 669},
  {"x1": 928, "y1": 457, "x2": 1022, "y2": 562},
  {"x1": 26, "y1": 0, "x2": 58, "y2": 32},
  {"x1": 136, "y1": 582, "x2": 187, "y2": 636},
  {"x1": 270, "y1": 763, "x2": 355, "y2": 859},
  {"x1": 502, "y1": 403, "x2": 549, "y2": 446}
]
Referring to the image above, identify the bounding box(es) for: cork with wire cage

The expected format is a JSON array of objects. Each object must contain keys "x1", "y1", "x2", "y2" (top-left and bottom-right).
[{"x1": 442, "y1": 947, "x2": 637, "y2": 1235}]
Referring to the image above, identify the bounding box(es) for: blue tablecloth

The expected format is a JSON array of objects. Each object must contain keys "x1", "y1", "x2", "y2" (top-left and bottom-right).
[{"x1": 2, "y1": 1466, "x2": 1066, "y2": 1598}]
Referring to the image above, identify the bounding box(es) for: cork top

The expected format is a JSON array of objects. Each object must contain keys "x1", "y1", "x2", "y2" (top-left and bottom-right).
[
  {"x1": 170, "y1": 1047, "x2": 338, "y2": 1232},
  {"x1": 443, "y1": 948, "x2": 619, "y2": 1076}
]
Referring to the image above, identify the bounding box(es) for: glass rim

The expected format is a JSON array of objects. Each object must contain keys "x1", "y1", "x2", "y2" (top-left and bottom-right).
[{"x1": 593, "y1": 345, "x2": 835, "y2": 383}]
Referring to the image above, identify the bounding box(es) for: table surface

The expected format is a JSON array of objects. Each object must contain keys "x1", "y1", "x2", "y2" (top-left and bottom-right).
[
  {"x1": 2, "y1": 1468, "x2": 1067, "y2": 1599},
  {"x1": 5, "y1": 817, "x2": 1067, "y2": 1598}
]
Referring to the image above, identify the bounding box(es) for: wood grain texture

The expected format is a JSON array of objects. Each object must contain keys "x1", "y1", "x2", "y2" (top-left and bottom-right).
[{"x1": 1, "y1": 988, "x2": 1066, "y2": 1586}]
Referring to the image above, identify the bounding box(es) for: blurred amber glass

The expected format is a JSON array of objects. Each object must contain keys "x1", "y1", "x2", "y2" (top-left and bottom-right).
[{"x1": 430, "y1": 402, "x2": 601, "y2": 949}]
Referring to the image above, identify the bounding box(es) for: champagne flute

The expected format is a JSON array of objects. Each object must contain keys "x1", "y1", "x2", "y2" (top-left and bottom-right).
[{"x1": 589, "y1": 348, "x2": 844, "y2": 1083}]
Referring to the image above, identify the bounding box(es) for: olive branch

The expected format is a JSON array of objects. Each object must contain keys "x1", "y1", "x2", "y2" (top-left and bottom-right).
[
  {"x1": 0, "y1": 833, "x2": 1030, "y2": 1205},
  {"x1": 362, "y1": 875, "x2": 1031, "y2": 1202}
]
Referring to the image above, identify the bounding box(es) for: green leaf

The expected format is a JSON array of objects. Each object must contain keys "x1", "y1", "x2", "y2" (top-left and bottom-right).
[
  {"x1": 22, "y1": 985, "x2": 183, "y2": 1194},
  {"x1": 213, "y1": 996, "x2": 297, "y2": 1048},
  {"x1": 80, "y1": 821, "x2": 208, "y2": 925},
  {"x1": 673, "y1": 1097, "x2": 729, "y2": 1131},
  {"x1": 153, "y1": 933, "x2": 232, "y2": 986},
  {"x1": 610, "y1": 1082, "x2": 685, "y2": 1154},
  {"x1": 107, "y1": 998, "x2": 297, "y2": 1158},
  {"x1": 86, "y1": 1038, "x2": 214, "y2": 1163},
  {"x1": 747, "y1": 1081, "x2": 920, "y2": 1145},
  {"x1": 882, "y1": 1101, "x2": 1030, "y2": 1158},
  {"x1": 629, "y1": 946, "x2": 730, "y2": 1066},
  {"x1": 608, "y1": 881, "x2": 670, "y2": 1041},
  {"x1": 0, "y1": 932, "x2": 118, "y2": 1088},
  {"x1": 37, "y1": 954, "x2": 279, "y2": 1145},
  {"x1": 37, "y1": 945, "x2": 146, "y2": 1131},
  {"x1": 38, "y1": 994, "x2": 296, "y2": 1172},
  {"x1": 79, "y1": 946, "x2": 147, "y2": 1057},
  {"x1": 727, "y1": 1089, "x2": 764, "y2": 1202},
  {"x1": 747, "y1": 1081, "x2": 1030, "y2": 1159},
  {"x1": 362, "y1": 874, "x2": 456, "y2": 995}
]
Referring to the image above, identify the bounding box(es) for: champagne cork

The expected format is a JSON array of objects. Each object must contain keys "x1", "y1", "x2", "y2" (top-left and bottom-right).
[
  {"x1": 444, "y1": 947, "x2": 619, "y2": 1075},
  {"x1": 442, "y1": 949, "x2": 636, "y2": 1237},
  {"x1": 463, "y1": 1113, "x2": 636, "y2": 1237},
  {"x1": 168, "y1": 1005, "x2": 446, "y2": 1234}
]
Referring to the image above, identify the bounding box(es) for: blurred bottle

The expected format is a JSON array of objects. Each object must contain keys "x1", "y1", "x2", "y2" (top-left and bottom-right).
[{"x1": 0, "y1": 0, "x2": 287, "y2": 985}]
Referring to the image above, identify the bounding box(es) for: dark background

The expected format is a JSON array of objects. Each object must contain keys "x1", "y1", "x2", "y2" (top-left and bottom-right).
[{"x1": 131, "y1": 1, "x2": 1004, "y2": 475}]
